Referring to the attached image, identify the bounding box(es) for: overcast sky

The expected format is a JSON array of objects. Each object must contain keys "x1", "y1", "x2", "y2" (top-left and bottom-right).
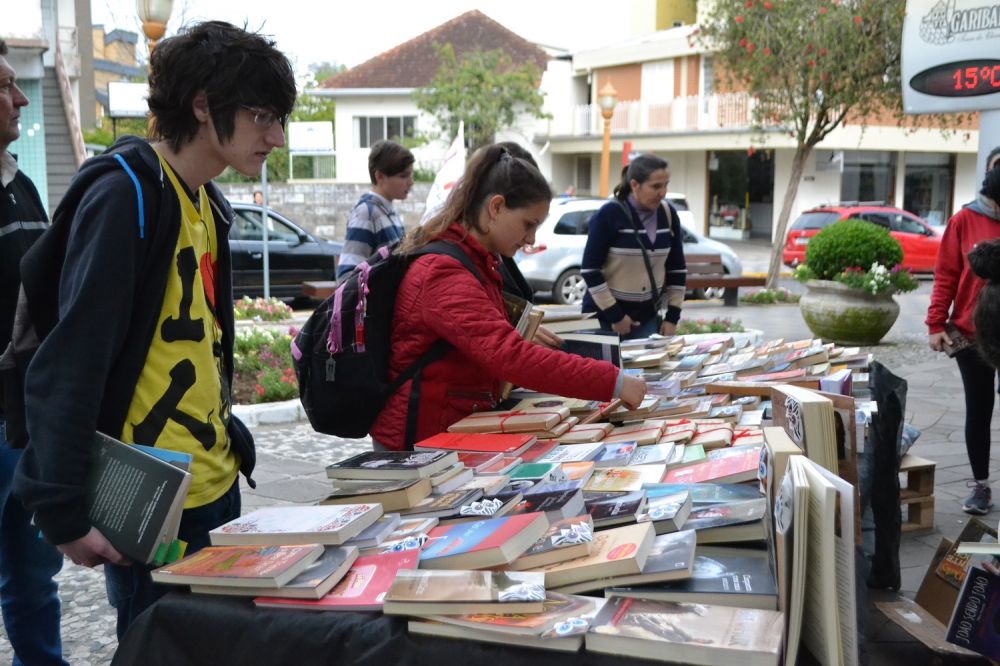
[{"x1": 93, "y1": 0, "x2": 639, "y2": 76}]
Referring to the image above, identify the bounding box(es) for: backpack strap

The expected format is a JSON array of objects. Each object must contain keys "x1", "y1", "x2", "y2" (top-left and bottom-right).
[
  {"x1": 394, "y1": 240, "x2": 486, "y2": 449},
  {"x1": 112, "y1": 154, "x2": 146, "y2": 239}
]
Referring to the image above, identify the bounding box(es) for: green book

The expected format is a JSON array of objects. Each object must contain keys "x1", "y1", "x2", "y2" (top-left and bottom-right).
[{"x1": 509, "y1": 462, "x2": 565, "y2": 483}]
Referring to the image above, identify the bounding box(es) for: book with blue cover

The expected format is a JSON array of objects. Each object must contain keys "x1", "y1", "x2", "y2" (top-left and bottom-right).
[
  {"x1": 947, "y1": 565, "x2": 1000, "y2": 659},
  {"x1": 419, "y1": 512, "x2": 550, "y2": 569}
]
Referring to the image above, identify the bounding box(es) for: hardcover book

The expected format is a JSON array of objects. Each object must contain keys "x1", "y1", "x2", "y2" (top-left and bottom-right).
[
  {"x1": 254, "y1": 548, "x2": 420, "y2": 612},
  {"x1": 586, "y1": 597, "x2": 784, "y2": 666},
  {"x1": 189, "y1": 545, "x2": 359, "y2": 599},
  {"x1": 325, "y1": 450, "x2": 459, "y2": 480},
  {"x1": 608, "y1": 546, "x2": 779, "y2": 610},
  {"x1": 209, "y1": 504, "x2": 383, "y2": 547},
  {"x1": 419, "y1": 512, "x2": 550, "y2": 569},
  {"x1": 87, "y1": 432, "x2": 192, "y2": 565},
  {"x1": 151, "y1": 544, "x2": 324, "y2": 589},
  {"x1": 383, "y1": 569, "x2": 546, "y2": 615}
]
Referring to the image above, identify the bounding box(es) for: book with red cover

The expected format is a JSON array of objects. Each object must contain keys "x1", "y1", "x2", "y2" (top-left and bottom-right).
[
  {"x1": 419, "y1": 512, "x2": 550, "y2": 569},
  {"x1": 253, "y1": 549, "x2": 420, "y2": 611},
  {"x1": 456, "y1": 452, "x2": 502, "y2": 472},
  {"x1": 661, "y1": 445, "x2": 763, "y2": 485},
  {"x1": 517, "y1": 439, "x2": 560, "y2": 463},
  {"x1": 415, "y1": 432, "x2": 537, "y2": 456},
  {"x1": 151, "y1": 544, "x2": 324, "y2": 588}
]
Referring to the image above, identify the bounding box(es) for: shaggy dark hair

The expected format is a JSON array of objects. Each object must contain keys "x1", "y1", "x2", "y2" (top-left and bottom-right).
[
  {"x1": 368, "y1": 140, "x2": 414, "y2": 184},
  {"x1": 970, "y1": 238, "x2": 1000, "y2": 368},
  {"x1": 147, "y1": 21, "x2": 296, "y2": 152}
]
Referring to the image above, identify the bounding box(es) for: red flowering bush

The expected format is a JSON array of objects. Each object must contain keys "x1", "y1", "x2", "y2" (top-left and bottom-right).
[{"x1": 233, "y1": 327, "x2": 298, "y2": 403}]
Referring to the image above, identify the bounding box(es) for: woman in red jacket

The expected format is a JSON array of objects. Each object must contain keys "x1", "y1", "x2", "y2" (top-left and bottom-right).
[
  {"x1": 370, "y1": 144, "x2": 647, "y2": 451},
  {"x1": 927, "y1": 150, "x2": 1000, "y2": 515}
]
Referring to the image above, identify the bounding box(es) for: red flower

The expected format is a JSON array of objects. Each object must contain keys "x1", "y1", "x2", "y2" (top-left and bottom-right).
[
  {"x1": 854, "y1": 15, "x2": 862, "y2": 24},
  {"x1": 819, "y1": 6, "x2": 828, "y2": 14},
  {"x1": 745, "y1": 0, "x2": 753, "y2": 6},
  {"x1": 735, "y1": 15, "x2": 745, "y2": 23},
  {"x1": 255, "y1": 384, "x2": 265, "y2": 396},
  {"x1": 819, "y1": 47, "x2": 827, "y2": 56},
  {"x1": 764, "y1": 0, "x2": 773, "y2": 8},
  {"x1": 763, "y1": 47, "x2": 772, "y2": 56},
  {"x1": 739, "y1": 37, "x2": 748, "y2": 47},
  {"x1": 746, "y1": 42, "x2": 756, "y2": 53},
  {"x1": 807, "y1": 59, "x2": 816, "y2": 67}
]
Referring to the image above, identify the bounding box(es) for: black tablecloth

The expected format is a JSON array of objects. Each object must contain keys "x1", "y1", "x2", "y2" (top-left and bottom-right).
[{"x1": 111, "y1": 591, "x2": 651, "y2": 666}]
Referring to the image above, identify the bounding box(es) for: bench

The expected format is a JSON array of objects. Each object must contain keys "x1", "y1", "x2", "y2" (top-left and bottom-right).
[
  {"x1": 684, "y1": 253, "x2": 766, "y2": 306},
  {"x1": 301, "y1": 280, "x2": 338, "y2": 300}
]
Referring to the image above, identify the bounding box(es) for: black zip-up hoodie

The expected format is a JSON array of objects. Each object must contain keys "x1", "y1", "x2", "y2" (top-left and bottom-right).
[{"x1": 13, "y1": 136, "x2": 253, "y2": 546}]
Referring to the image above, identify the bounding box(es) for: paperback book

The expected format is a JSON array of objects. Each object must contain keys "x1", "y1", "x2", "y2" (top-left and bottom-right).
[
  {"x1": 209, "y1": 504, "x2": 383, "y2": 547},
  {"x1": 383, "y1": 569, "x2": 546, "y2": 615},
  {"x1": 151, "y1": 544, "x2": 324, "y2": 589},
  {"x1": 419, "y1": 512, "x2": 550, "y2": 569},
  {"x1": 189, "y1": 545, "x2": 359, "y2": 599},
  {"x1": 326, "y1": 450, "x2": 459, "y2": 480},
  {"x1": 509, "y1": 515, "x2": 595, "y2": 570}
]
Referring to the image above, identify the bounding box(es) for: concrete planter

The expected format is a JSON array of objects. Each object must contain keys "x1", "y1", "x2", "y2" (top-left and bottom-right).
[{"x1": 799, "y1": 279, "x2": 899, "y2": 345}]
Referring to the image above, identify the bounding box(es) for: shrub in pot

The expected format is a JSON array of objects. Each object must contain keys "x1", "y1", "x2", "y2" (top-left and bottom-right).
[{"x1": 795, "y1": 220, "x2": 917, "y2": 344}]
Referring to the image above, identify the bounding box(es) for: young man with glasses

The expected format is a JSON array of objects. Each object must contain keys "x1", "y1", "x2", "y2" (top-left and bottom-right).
[{"x1": 12, "y1": 21, "x2": 295, "y2": 637}]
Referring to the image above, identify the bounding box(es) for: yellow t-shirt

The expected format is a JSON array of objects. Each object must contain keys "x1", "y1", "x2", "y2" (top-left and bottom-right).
[{"x1": 121, "y1": 154, "x2": 238, "y2": 508}]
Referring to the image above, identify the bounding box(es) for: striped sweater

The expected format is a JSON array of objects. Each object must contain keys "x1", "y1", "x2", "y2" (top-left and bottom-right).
[
  {"x1": 336, "y1": 191, "x2": 406, "y2": 278},
  {"x1": 581, "y1": 199, "x2": 687, "y2": 326}
]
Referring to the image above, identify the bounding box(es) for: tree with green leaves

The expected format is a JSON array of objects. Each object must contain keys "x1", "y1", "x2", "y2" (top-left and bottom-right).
[
  {"x1": 415, "y1": 43, "x2": 548, "y2": 152},
  {"x1": 698, "y1": 0, "x2": 907, "y2": 288}
]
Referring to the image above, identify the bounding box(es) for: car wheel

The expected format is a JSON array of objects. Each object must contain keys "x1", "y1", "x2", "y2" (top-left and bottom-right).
[{"x1": 553, "y1": 269, "x2": 586, "y2": 305}]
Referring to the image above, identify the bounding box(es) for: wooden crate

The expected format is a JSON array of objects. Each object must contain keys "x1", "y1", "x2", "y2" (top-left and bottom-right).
[
  {"x1": 898, "y1": 454, "x2": 936, "y2": 500},
  {"x1": 900, "y1": 495, "x2": 935, "y2": 532}
]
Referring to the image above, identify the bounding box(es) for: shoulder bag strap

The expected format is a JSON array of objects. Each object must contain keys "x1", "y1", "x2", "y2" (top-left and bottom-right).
[{"x1": 615, "y1": 199, "x2": 666, "y2": 305}]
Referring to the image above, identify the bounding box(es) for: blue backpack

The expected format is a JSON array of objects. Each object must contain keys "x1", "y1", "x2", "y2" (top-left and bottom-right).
[{"x1": 292, "y1": 241, "x2": 483, "y2": 446}]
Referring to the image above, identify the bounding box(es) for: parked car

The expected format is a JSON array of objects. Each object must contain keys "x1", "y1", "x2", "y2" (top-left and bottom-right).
[
  {"x1": 514, "y1": 196, "x2": 743, "y2": 305},
  {"x1": 781, "y1": 204, "x2": 941, "y2": 273},
  {"x1": 228, "y1": 203, "x2": 342, "y2": 300}
]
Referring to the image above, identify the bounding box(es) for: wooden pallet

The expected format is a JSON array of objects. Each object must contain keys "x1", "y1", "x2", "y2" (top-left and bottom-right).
[{"x1": 899, "y1": 454, "x2": 936, "y2": 532}]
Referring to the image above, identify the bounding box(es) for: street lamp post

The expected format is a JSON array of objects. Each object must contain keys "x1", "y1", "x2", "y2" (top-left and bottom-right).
[
  {"x1": 598, "y1": 82, "x2": 618, "y2": 198},
  {"x1": 136, "y1": 0, "x2": 174, "y2": 52}
]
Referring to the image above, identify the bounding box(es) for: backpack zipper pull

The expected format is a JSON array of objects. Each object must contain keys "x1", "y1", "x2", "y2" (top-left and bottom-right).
[{"x1": 7, "y1": 191, "x2": 15, "y2": 205}]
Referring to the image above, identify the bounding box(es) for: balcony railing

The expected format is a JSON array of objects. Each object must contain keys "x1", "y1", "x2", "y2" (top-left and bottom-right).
[{"x1": 552, "y1": 93, "x2": 779, "y2": 137}]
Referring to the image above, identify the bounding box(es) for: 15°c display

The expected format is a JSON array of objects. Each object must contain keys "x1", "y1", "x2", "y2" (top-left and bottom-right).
[{"x1": 910, "y1": 59, "x2": 1000, "y2": 98}]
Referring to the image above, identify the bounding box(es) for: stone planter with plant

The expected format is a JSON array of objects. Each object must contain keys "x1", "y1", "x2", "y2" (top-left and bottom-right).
[{"x1": 794, "y1": 219, "x2": 918, "y2": 345}]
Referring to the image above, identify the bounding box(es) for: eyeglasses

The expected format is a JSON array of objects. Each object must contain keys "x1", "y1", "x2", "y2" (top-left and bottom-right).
[{"x1": 240, "y1": 105, "x2": 288, "y2": 129}]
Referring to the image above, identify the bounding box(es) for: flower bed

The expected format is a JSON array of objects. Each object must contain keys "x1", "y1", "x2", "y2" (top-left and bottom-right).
[
  {"x1": 232, "y1": 327, "x2": 298, "y2": 404},
  {"x1": 234, "y1": 296, "x2": 294, "y2": 322},
  {"x1": 740, "y1": 287, "x2": 801, "y2": 305},
  {"x1": 676, "y1": 317, "x2": 744, "y2": 335}
]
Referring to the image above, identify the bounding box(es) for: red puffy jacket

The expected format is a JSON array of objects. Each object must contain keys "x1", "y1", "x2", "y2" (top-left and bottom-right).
[{"x1": 370, "y1": 224, "x2": 620, "y2": 450}]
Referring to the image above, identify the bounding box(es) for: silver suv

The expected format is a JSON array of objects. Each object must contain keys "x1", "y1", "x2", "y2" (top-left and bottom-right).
[{"x1": 515, "y1": 196, "x2": 744, "y2": 304}]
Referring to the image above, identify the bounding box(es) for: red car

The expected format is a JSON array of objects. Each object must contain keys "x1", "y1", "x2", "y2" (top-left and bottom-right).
[{"x1": 782, "y1": 204, "x2": 942, "y2": 273}]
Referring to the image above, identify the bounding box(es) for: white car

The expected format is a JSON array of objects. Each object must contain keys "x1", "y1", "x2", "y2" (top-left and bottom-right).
[{"x1": 515, "y1": 195, "x2": 743, "y2": 305}]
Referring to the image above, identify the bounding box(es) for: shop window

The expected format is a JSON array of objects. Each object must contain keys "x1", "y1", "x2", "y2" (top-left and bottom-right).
[{"x1": 903, "y1": 153, "x2": 953, "y2": 226}]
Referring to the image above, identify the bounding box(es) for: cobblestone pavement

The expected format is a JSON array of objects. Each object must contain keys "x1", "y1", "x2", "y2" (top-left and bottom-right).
[{"x1": 0, "y1": 283, "x2": 958, "y2": 664}]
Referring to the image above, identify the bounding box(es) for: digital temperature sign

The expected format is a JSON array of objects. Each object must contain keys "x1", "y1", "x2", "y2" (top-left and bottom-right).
[
  {"x1": 902, "y1": 1, "x2": 1000, "y2": 114},
  {"x1": 910, "y1": 60, "x2": 1000, "y2": 98}
]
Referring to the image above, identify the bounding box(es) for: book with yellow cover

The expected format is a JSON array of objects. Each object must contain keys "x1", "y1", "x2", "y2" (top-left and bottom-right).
[{"x1": 151, "y1": 544, "x2": 324, "y2": 588}]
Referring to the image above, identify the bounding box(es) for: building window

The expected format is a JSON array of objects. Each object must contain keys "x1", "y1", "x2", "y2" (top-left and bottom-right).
[
  {"x1": 903, "y1": 153, "x2": 954, "y2": 226},
  {"x1": 354, "y1": 115, "x2": 416, "y2": 148},
  {"x1": 840, "y1": 151, "x2": 896, "y2": 205},
  {"x1": 575, "y1": 156, "x2": 592, "y2": 194}
]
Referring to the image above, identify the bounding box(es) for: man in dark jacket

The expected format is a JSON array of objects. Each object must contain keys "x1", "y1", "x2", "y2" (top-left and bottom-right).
[
  {"x1": 13, "y1": 22, "x2": 295, "y2": 638},
  {"x1": 0, "y1": 38, "x2": 68, "y2": 665}
]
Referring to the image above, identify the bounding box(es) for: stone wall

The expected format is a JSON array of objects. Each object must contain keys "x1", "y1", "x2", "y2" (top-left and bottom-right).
[{"x1": 218, "y1": 182, "x2": 432, "y2": 241}]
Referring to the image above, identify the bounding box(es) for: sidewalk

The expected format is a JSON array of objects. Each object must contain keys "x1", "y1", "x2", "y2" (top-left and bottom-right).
[{"x1": 1, "y1": 288, "x2": 993, "y2": 664}]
